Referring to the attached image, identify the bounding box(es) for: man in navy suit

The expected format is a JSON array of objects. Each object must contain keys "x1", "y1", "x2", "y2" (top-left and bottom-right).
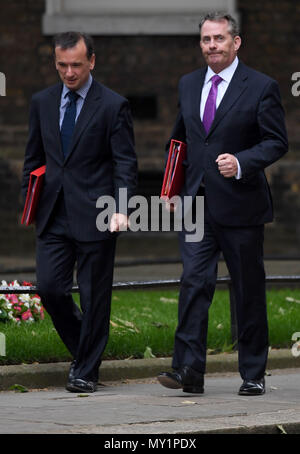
[
  {"x1": 158, "y1": 12, "x2": 288, "y2": 395},
  {"x1": 22, "y1": 32, "x2": 137, "y2": 392}
]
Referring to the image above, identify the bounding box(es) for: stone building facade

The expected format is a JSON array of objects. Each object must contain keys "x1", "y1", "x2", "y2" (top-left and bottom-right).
[{"x1": 0, "y1": 0, "x2": 299, "y2": 263}]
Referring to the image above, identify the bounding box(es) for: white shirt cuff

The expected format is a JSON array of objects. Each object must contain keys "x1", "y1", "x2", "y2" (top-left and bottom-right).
[{"x1": 235, "y1": 158, "x2": 242, "y2": 179}]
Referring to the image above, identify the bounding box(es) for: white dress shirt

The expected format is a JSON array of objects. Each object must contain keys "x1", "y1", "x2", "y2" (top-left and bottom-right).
[{"x1": 200, "y1": 56, "x2": 241, "y2": 179}]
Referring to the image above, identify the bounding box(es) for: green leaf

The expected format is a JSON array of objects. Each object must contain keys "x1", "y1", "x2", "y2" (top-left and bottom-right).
[
  {"x1": 9, "y1": 384, "x2": 28, "y2": 393},
  {"x1": 0, "y1": 309, "x2": 7, "y2": 319},
  {"x1": 277, "y1": 424, "x2": 287, "y2": 434},
  {"x1": 143, "y1": 346, "x2": 156, "y2": 358}
]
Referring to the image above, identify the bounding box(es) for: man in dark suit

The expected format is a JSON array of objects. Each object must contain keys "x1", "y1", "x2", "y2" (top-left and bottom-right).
[
  {"x1": 22, "y1": 32, "x2": 137, "y2": 393},
  {"x1": 157, "y1": 12, "x2": 288, "y2": 395}
]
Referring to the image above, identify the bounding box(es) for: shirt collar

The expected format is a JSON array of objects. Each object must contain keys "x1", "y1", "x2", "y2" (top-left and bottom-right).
[
  {"x1": 205, "y1": 56, "x2": 239, "y2": 84},
  {"x1": 62, "y1": 73, "x2": 93, "y2": 101}
]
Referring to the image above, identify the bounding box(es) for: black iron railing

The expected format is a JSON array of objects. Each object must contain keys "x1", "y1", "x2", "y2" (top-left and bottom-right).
[{"x1": 1, "y1": 274, "x2": 300, "y2": 345}]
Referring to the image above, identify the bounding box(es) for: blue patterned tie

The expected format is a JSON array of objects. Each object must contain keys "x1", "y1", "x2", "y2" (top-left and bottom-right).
[{"x1": 60, "y1": 91, "x2": 80, "y2": 158}]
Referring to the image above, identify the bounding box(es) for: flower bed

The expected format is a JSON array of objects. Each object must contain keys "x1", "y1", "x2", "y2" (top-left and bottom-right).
[{"x1": 0, "y1": 281, "x2": 44, "y2": 323}]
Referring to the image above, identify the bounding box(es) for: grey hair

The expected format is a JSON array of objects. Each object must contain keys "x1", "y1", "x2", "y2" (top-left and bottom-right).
[{"x1": 199, "y1": 12, "x2": 240, "y2": 37}]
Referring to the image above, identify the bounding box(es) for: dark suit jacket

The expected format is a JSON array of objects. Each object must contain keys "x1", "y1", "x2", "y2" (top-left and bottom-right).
[
  {"x1": 22, "y1": 79, "x2": 137, "y2": 241},
  {"x1": 169, "y1": 61, "x2": 288, "y2": 226}
]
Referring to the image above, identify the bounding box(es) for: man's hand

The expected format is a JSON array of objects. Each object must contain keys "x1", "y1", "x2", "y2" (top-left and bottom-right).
[
  {"x1": 216, "y1": 153, "x2": 238, "y2": 178},
  {"x1": 109, "y1": 213, "x2": 130, "y2": 232},
  {"x1": 161, "y1": 196, "x2": 179, "y2": 213},
  {"x1": 163, "y1": 198, "x2": 175, "y2": 213}
]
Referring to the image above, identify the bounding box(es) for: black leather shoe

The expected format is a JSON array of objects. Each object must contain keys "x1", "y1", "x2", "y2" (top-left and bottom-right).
[
  {"x1": 66, "y1": 378, "x2": 98, "y2": 393},
  {"x1": 238, "y1": 378, "x2": 265, "y2": 396},
  {"x1": 157, "y1": 366, "x2": 204, "y2": 393},
  {"x1": 68, "y1": 360, "x2": 76, "y2": 382}
]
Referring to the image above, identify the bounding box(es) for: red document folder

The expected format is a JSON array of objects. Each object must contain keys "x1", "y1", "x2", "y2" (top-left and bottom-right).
[
  {"x1": 161, "y1": 140, "x2": 187, "y2": 199},
  {"x1": 21, "y1": 165, "x2": 46, "y2": 225}
]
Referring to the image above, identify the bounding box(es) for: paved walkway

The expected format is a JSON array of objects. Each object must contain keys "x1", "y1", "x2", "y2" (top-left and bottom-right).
[
  {"x1": 0, "y1": 369, "x2": 300, "y2": 435},
  {"x1": 1, "y1": 251, "x2": 300, "y2": 436},
  {"x1": 1, "y1": 351, "x2": 300, "y2": 435},
  {"x1": 1, "y1": 253, "x2": 300, "y2": 284}
]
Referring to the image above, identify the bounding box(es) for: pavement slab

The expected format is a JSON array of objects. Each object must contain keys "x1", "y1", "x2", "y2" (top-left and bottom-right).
[{"x1": 0, "y1": 369, "x2": 300, "y2": 435}]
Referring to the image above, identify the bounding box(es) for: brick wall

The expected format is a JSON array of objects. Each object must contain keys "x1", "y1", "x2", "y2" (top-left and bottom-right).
[{"x1": 0, "y1": 0, "x2": 299, "y2": 259}]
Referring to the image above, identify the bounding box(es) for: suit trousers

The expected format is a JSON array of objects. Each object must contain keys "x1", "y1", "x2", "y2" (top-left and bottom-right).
[
  {"x1": 36, "y1": 193, "x2": 116, "y2": 382},
  {"x1": 173, "y1": 198, "x2": 269, "y2": 381}
]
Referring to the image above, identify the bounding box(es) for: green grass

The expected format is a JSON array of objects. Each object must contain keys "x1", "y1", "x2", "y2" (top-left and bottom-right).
[{"x1": 0, "y1": 288, "x2": 300, "y2": 365}]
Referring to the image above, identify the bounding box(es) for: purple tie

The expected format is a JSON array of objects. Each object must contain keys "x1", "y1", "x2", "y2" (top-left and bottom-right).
[{"x1": 202, "y1": 75, "x2": 223, "y2": 133}]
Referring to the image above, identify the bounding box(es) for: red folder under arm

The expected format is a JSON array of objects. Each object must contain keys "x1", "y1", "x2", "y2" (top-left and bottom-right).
[
  {"x1": 21, "y1": 165, "x2": 46, "y2": 225},
  {"x1": 160, "y1": 140, "x2": 187, "y2": 199}
]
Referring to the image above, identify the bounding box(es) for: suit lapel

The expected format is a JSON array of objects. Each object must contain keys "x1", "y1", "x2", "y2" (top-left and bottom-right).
[
  {"x1": 191, "y1": 69, "x2": 207, "y2": 138},
  {"x1": 48, "y1": 83, "x2": 64, "y2": 162},
  {"x1": 207, "y1": 62, "x2": 248, "y2": 137},
  {"x1": 64, "y1": 80, "x2": 102, "y2": 163}
]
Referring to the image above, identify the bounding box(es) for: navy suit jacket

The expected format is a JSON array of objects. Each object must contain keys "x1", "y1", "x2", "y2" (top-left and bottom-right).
[
  {"x1": 22, "y1": 79, "x2": 137, "y2": 241},
  {"x1": 169, "y1": 61, "x2": 288, "y2": 226}
]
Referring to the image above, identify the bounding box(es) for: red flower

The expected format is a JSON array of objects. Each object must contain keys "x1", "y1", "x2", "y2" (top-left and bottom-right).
[{"x1": 21, "y1": 310, "x2": 33, "y2": 321}]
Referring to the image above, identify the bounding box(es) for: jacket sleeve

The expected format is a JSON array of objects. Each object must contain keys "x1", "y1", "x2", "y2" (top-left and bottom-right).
[
  {"x1": 110, "y1": 100, "x2": 138, "y2": 214},
  {"x1": 21, "y1": 96, "x2": 46, "y2": 203},
  {"x1": 235, "y1": 79, "x2": 288, "y2": 176}
]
